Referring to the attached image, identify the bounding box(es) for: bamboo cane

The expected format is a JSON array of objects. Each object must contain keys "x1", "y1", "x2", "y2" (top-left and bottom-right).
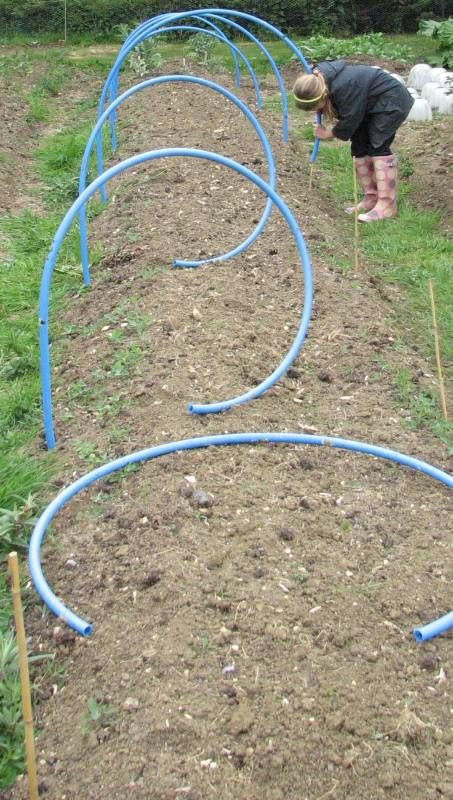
[
  {"x1": 8, "y1": 552, "x2": 39, "y2": 800},
  {"x1": 428, "y1": 280, "x2": 448, "y2": 421},
  {"x1": 352, "y1": 157, "x2": 360, "y2": 272}
]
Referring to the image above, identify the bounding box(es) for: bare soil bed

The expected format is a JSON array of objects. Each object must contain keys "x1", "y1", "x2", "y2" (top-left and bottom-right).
[{"x1": 3, "y1": 57, "x2": 452, "y2": 800}]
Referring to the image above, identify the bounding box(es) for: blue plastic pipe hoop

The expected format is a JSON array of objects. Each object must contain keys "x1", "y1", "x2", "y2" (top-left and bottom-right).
[
  {"x1": 102, "y1": 16, "x2": 260, "y2": 148},
  {"x1": 39, "y1": 148, "x2": 312, "y2": 449},
  {"x1": 79, "y1": 75, "x2": 276, "y2": 284},
  {"x1": 105, "y1": 12, "x2": 290, "y2": 147},
  {"x1": 96, "y1": 21, "x2": 261, "y2": 190},
  {"x1": 100, "y1": 9, "x2": 319, "y2": 163},
  {"x1": 28, "y1": 432, "x2": 452, "y2": 638}
]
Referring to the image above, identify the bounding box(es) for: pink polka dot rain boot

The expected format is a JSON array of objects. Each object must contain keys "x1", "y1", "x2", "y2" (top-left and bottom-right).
[
  {"x1": 345, "y1": 156, "x2": 377, "y2": 214},
  {"x1": 358, "y1": 155, "x2": 398, "y2": 222}
]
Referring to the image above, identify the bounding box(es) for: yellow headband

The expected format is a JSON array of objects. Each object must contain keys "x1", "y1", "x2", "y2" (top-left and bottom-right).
[{"x1": 293, "y1": 91, "x2": 324, "y2": 107}]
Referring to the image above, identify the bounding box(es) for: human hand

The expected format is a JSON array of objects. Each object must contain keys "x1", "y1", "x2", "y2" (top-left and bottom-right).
[{"x1": 313, "y1": 123, "x2": 334, "y2": 140}]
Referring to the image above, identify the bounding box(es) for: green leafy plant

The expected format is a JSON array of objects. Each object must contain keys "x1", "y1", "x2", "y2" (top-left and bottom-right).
[
  {"x1": 0, "y1": 494, "x2": 38, "y2": 550},
  {"x1": 184, "y1": 32, "x2": 220, "y2": 67},
  {"x1": 294, "y1": 32, "x2": 412, "y2": 62},
  {"x1": 82, "y1": 696, "x2": 117, "y2": 736},
  {"x1": 0, "y1": 632, "x2": 24, "y2": 789},
  {"x1": 418, "y1": 18, "x2": 453, "y2": 67},
  {"x1": 117, "y1": 24, "x2": 165, "y2": 76}
]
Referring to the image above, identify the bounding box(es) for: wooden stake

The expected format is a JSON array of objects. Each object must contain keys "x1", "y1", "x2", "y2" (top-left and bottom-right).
[
  {"x1": 8, "y1": 553, "x2": 39, "y2": 800},
  {"x1": 352, "y1": 156, "x2": 360, "y2": 272},
  {"x1": 428, "y1": 279, "x2": 448, "y2": 421}
]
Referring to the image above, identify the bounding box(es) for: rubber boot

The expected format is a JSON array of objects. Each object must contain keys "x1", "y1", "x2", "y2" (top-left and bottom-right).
[
  {"x1": 358, "y1": 155, "x2": 398, "y2": 222},
  {"x1": 345, "y1": 156, "x2": 377, "y2": 214}
]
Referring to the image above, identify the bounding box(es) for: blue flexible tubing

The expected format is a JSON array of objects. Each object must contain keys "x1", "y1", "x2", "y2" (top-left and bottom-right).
[
  {"x1": 28, "y1": 432, "x2": 452, "y2": 638},
  {"x1": 199, "y1": 14, "x2": 289, "y2": 142},
  {"x1": 413, "y1": 612, "x2": 453, "y2": 642},
  {"x1": 39, "y1": 148, "x2": 312, "y2": 449},
  {"x1": 96, "y1": 23, "x2": 261, "y2": 200},
  {"x1": 111, "y1": 12, "x2": 289, "y2": 145},
  {"x1": 78, "y1": 75, "x2": 275, "y2": 284},
  {"x1": 107, "y1": 15, "x2": 244, "y2": 150},
  {"x1": 105, "y1": 10, "x2": 319, "y2": 164}
]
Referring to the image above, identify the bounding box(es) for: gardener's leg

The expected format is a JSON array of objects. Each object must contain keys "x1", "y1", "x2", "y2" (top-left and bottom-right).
[
  {"x1": 358, "y1": 113, "x2": 399, "y2": 222},
  {"x1": 345, "y1": 123, "x2": 377, "y2": 214}
]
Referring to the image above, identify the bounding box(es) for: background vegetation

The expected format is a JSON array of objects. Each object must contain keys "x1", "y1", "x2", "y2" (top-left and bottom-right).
[{"x1": 0, "y1": 0, "x2": 451, "y2": 36}]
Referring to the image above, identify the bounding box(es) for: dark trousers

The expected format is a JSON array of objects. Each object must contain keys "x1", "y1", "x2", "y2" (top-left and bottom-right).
[
  {"x1": 351, "y1": 115, "x2": 397, "y2": 157},
  {"x1": 350, "y1": 98, "x2": 413, "y2": 157}
]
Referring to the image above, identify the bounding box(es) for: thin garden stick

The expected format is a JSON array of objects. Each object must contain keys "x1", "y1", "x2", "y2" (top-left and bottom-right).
[
  {"x1": 8, "y1": 552, "x2": 39, "y2": 800},
  {"x1": 352, "y1": 156, "x2": 360, "y2": 272},
  {"x1": 428, "y1": 279, "x2": 448, "y2": 421}
]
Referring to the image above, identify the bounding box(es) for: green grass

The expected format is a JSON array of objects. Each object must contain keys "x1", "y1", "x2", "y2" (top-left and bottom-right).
[
  {"x1": 1, "y1": 31, "x2": 438, "y2": 89},
  {"x1": 36, "y1": 123, "x2": 104, "y2": 207},
  {"x1": 0, "y1": 632, "x2": 24, "y2": 787},
  {"x1": 0, "y1": 48, "x2": 110, "y2": 789},
  {"x1": 313, "y1": 141, "x2": 452, "y2": 446},
  {"x1": 387, "y1": 33, "x2": 440, "y2": 62}
]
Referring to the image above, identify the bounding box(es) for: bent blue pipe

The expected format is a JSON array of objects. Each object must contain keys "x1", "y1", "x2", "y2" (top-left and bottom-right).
[
  {"x1": 114, "y1": 12, "x2": 289, "y2": 145},
  {"x1": 119, "y1": 10, "x2": 320, "y2": 158},
  {"x1": 107, "y1": 14, "x2": 243, "y2": 149},
  {"x1": 96, "y1": 24, "x2": 261, "y2": 198},
  {"x1": 413, "y1": 611, "x2": 453, "y2": 642},
  {"x1": 28, "y1": 431, "x2": 452, "y2": 637},
  {"x1": 40, "y1": 148, "x2": 312, "y2": 449},
  {"x1": 79, "y1": 76, "x2": 275, "y2": 284}
]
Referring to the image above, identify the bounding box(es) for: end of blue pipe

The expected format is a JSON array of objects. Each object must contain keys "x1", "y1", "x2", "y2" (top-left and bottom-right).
[
  {"x1": 413, "y1": 628, "x2": 423, "y2": 642},
  {"x1": 188, "y1": 401, "x2": 213, "y2": 415},
  {"x1": 173, "y1": 259, "x2": 202, "y2": 269},
  {"x1": 188, "y1": 401, "x2": 228, "y2": 415},
  {"x1": 82, "y1": 623, "x2": 93, "y2": 636}
]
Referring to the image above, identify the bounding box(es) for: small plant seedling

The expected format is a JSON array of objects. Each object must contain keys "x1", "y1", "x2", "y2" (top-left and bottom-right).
[
  {"x1": 0, "y1": 495, "x2": 38, "y2": 550},
  {"x1": 184, "y1": 33, "x2": 219, "y2": 67},
  {"x1": 83, "y1": 697, "x2": 117, "y2": 736},
  {"x1": 139, "y1": 264, "x2": 166, "y2": 281},
  {"x1": 73, "y1": 441, "x2": 109, "y2": 466},
  {"x1": 291, "y1": 567, "x2": 308, "y2": 584}
]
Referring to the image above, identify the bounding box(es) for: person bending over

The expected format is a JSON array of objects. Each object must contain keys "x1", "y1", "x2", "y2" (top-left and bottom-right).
[{"x1": 293, "y1": 60, "x2": 414, "y2": 222}]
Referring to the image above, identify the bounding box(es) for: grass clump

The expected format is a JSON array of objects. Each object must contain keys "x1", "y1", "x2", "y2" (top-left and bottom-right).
[
  {"x1": 0, "y1": 633, "x2": 24, "y2": 789},
  {"x1": 0, "y1": 47, "x2": 109, "y2": 788},
  {"x1": 314, "y1": 142, "x2": 452, "y2": 446}
]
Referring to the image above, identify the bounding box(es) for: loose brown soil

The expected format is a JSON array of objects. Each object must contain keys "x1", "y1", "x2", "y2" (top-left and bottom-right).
[{"x1": 2, "y1": 53, "x2": 452, "y2": 800}]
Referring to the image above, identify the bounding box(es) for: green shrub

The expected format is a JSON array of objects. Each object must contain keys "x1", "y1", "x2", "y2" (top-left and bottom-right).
[{"x1": 418, "y1": 18, "x2": 453, "y2": 67}]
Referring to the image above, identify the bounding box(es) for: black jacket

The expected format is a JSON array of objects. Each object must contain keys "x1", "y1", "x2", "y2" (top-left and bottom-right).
[{"x1": 316, "y1": 60, "x2": 414, "y2": 141}]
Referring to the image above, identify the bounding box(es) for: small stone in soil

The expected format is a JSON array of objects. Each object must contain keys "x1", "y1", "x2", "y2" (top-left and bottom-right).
[
  {"x1": 191, "y1": 489, "x2": 213, "y2": 508},
  {"x1": 418, "y1": 653, "x2": 438, "y2": 671},
  {"x1": 278, "y1": 527, "x2": 294, "y2": 541},
  {"x1": 140, "y1": 570, "x2": 161, "y2": 588},
  {"x1": 254, "y1": 567, "x2": 265, "y2": 579},
  {"x1": 317, "y1": 370, "x2": 333, "y2": 383},
  {"x1": 122, "y1": 697, "x2": 139, "y2": 711},
  {"x1": 226, "y1": 702, "x2": 254, "y2": 736}
]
